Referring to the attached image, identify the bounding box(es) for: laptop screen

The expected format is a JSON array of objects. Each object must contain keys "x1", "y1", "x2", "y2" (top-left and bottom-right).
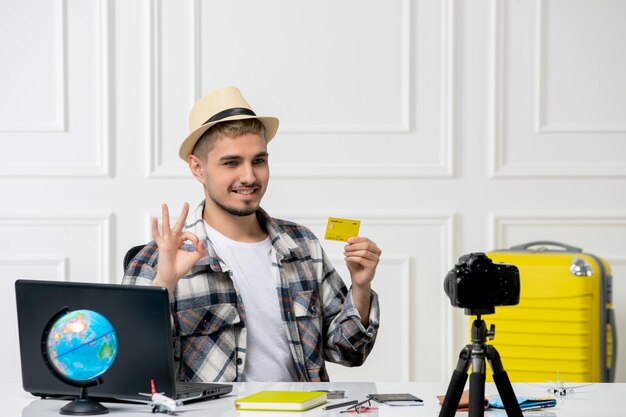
[{"x1": 15, "y1": 279, "x2": 220, "y2": 401}]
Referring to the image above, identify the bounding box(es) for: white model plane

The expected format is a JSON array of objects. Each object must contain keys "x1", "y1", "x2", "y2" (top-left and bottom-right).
[
  {"x1": 140, "y1": 379, "x2": 183, "y2": 414},
  {"x1": 119, "y1": 379, "x2": 185, "y2": 414},
  {"x1": 542, "y1": 371, "x2": 592, "y2": 397}
]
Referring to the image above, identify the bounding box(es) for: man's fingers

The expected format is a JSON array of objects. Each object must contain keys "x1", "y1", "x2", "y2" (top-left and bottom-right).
[
  {"x1": 196, "y1": 239, "x2": 207, "y2": 255},
  {"x1": 345, "y1": 249, "x2": 380, "y2": 262},
  {"x1": 181, "y1": 231, "x2": 206, "y2": 255},
  {"x1": 151, "y1": 217, "x2": 161, "y2": 240},
  {"x1": 346, "y1": 238, "x2": 382, "y2": 256},
  {"x1": 346, "y1": 256, "x2": 377, "y2": 269},
  {"x1": 161, "y1": 203, "x2": 171, "y2": 233},
  {"x1": 173, "y1": 202, "x2": 190, "y2": 232},
  {"x1": 181, "y1": 231, "x2": 199, "y2": 247},
  {"x1": 345, "y1": 242, "x2": 382, "y2": 257}
]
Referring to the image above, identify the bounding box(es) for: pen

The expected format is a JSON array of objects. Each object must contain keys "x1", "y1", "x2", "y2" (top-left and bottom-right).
[
  {"x1": 521, "y1": 403, "x2": 556, "y2": 411},
  {"x1": 522, "y1": 406, "x2": 554, "y2": 412},
  {"x1": 323, "y1": 400, "x2": 359, "y2": 410}
]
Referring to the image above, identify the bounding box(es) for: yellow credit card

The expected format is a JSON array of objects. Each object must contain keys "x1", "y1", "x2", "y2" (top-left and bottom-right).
[{"x1": 325, "y1": 217, "x2": 361, "y2": 242}]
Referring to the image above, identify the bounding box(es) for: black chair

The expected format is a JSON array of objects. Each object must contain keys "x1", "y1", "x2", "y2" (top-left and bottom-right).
[{"x1": 123, "y1": 244, "x2": 146, "y2": 272}]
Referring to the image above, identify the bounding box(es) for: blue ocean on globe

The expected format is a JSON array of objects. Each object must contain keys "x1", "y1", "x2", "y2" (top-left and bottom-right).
[{"x1": 46, "y1": 309, "x2": 118, "y2": 381}]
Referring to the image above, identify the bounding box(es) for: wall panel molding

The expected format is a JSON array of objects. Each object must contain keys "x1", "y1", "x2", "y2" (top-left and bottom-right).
[
  {"x1": 488, "y1": 210, "x2": 626, "y2": 252},
  {"x1": 277, "y1": 211, "x2": 456, "y2": 381},
  {"x1": 487, "y1": 0, "x2": 626, "y2": 178},
  {"x1": 0, "y1": 257, "x2": 68, "y2": 281},
  {"x1": 329, "y1": 255, "x2": 412, "y2": 381},
  {"x1": 0, "y1": 212, "x2": 113, "y2": 283},
  {"x1": 147, "y1": 0, "x2": 199, "y2": 178},
  {"x1": 487, "y1": 0, "x2": 506, "y2": 179},
  {"x1": 147, "y1": 0, "x2": 455, "y2": 179},
  {"x1": 275, "y1": 1, "x2": 411, "y2": 135},
  {"x1": 534, "y1": 1, "x2": 626, "y2": 134},
  {"x1": 0, "y1": 0, "x2": 111, "y2": 177},
  {"x1": 0, "y1": 0, "x2": 67, "y2": 133},
  {"x1": 93, "y1": 0, "x2": 113, "y2": 178}
]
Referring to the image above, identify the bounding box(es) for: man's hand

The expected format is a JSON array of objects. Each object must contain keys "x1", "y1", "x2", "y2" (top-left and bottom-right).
[
  {"x1": 344, "y1": 236, "x2": 381, "y2": 325},
  {"x1": 152, "y1": 203, "x2": 206, "y2": 294}
]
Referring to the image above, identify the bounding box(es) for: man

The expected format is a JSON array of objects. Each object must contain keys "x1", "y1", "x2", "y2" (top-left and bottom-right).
[{"x1": 123, "y1": 86, "x2": 381, "y2": 383}]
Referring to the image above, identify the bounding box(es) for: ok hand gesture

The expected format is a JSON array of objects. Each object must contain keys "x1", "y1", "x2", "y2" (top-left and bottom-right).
[{"x1": 152, "y1": 203, "x2": 206, "y2": 294}]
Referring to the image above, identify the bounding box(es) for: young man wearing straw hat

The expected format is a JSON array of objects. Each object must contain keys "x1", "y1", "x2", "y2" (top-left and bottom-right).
[{"x1": 123, "y1": 86, "x2": 381, "y2": 383}]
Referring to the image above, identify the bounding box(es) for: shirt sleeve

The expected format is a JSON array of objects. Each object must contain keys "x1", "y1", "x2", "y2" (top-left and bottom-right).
[
  {"x1": 319, "y1": 250, "x2": 380, "y2": 367},
  {"x1": 121, "y1": 242, "x2": 159, "y2": 286},
  {"x1": 121, "y1": 242, "x2": 178, "y2": 340}
]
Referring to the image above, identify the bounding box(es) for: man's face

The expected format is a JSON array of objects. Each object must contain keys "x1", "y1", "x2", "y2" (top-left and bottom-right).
[{"x1": 194, "y1": 132, "x2": 269, "y2": 217}]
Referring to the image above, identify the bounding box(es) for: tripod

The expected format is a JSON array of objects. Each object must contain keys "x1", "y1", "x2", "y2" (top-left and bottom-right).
[{"x1": 439, "y1": 314, "x2": 523, "y2": 417}]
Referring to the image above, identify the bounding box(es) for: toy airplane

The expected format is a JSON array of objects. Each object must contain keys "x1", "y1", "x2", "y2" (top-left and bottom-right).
[
  {"x1": 140, "y1": 379, "x2": 183, "y2": 414},
  {"x1": 119, "y1": 379, "x2": 191, "y2": 414},
  {"x1": 542, "y1": 371, "x2": 592, "y2": 397}
]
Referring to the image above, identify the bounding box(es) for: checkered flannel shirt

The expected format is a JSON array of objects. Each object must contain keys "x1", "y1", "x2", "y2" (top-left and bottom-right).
[{"x1": 122, "y1": 201, "x2": 380, "y2": 382}]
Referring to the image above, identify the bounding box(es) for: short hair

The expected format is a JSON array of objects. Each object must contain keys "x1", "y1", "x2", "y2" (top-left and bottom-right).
[{"x1": 191, "y1": 118, "x2": 266, "y2": 160}]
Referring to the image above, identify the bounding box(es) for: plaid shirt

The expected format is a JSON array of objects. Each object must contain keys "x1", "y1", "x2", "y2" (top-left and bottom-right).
[{"x1": 122, "y1": 201, "x2": 379, "y2": 382}]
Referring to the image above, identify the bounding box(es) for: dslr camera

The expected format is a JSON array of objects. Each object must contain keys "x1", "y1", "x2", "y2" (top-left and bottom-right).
[{"x1": 444, "y1": 252, "x2": 520, "y2": 315}]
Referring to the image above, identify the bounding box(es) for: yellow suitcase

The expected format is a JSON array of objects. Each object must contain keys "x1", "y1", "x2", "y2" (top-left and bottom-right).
[{"x1": 472, "y1": 241, "x2": 616, "y2": 382}]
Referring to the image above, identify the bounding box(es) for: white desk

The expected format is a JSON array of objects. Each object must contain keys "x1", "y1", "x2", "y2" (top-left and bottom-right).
[{"x1": 5, "y1": 381, "x2": 623, "y2": 416}]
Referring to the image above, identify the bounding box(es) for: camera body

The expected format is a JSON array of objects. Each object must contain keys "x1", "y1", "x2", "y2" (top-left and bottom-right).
[{"x1": 444, "y1": 252, "x2": 520, "y2": 314}]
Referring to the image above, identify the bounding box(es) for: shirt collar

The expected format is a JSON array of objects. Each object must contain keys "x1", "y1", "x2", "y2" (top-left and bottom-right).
[
  {"x1": 184, "y1": 200, "x2": 300, "y2": 270},
  {"x1": 255, "y1": 206, "x2": 300, "y2": 257}
]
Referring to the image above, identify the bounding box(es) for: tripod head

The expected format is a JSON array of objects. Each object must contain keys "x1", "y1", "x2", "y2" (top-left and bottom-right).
[
  {"x1": 465, "y1": 307, "x2": 495, "y2": 316},
  {"x1": 470, "y1": 316, "x2": 495, "y2": 345}
]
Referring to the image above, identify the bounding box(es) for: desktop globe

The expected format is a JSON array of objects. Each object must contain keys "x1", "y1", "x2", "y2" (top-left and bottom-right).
[
  {"x1": 46, "y1": 309, "x2": 118, "y2": 381},
  {"x1": 43, "y1": 309, "x2": 118, "y2": 415}
]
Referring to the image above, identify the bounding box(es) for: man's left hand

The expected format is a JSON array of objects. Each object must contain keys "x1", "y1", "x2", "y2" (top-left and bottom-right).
[
  {"x1": 344, "y1": 237, "x2": 381, "y2": 326},
  {"x1": 345, "y1": 236, "x2": 382, "y2": 288}
]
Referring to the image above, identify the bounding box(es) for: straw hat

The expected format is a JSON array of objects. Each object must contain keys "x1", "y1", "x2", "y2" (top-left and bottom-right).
[{"x1": 178, "y1": 86, "x2": 279, "y2": 160}]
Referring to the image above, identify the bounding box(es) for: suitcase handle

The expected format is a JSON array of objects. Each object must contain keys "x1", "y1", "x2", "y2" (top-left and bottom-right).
[
  {"x1": 509, "y1": 241, "x2": 582, "y2": 252},
  {"x1": 608, "y1": 308, "x2": 618, "y2": 382}
]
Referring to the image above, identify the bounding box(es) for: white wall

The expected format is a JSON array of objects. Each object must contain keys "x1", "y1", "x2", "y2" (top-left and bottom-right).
[{"x1": 1, "y1": 0, "x2": 625, "y2": 384}]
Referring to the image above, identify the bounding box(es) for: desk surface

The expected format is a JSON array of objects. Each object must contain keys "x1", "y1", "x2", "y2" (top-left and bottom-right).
[{"x1": 5, "y1": 381, "x2": 622, "y2": 416}]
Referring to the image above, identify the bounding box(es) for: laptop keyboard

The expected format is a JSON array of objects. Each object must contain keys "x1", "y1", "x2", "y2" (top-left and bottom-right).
[
  {"x1": 176, "y1": 382, "x2": 207, "y2": 394},
  {"x1": 176, "y1": 382, "x2": 229, "y2": 396}
]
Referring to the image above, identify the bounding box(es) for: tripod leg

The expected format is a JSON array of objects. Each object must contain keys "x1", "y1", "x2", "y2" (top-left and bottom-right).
[
  {"x1": 486, "y1": 346, "x2": 523, "y2": 417},
  {"x1": 469, "y1": 350, "x2": 486, "y2": 417},
  {"x1": 438, "y1": 347, "x2": 470, "y2": 417}
]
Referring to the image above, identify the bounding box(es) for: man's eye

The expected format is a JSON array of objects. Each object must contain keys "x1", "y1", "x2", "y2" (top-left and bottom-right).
[
  {"x1": 224, "y1": 161, "x2": 238, "y2": 166},
  {"x1": 253, "y1": 158, "x2": 267, "y2": 165}
]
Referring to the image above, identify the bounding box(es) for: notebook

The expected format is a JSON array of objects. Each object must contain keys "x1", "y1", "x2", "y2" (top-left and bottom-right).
[
  {"x1": 15, "y1": 279, "x2": 232, "y2": 402},
  {"x1": 235, "y1": 391, "x2": 327, "y2": 411}
]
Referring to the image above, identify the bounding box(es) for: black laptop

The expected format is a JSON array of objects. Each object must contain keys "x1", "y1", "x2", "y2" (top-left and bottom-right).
[{"x1": 15, "y1": 279, "x2": 232, "y2": 402}]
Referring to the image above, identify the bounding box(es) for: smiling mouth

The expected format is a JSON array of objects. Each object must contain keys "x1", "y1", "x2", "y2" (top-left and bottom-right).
[{"x1": 231, "y1": 188, "x2": 258, "y2": 195}]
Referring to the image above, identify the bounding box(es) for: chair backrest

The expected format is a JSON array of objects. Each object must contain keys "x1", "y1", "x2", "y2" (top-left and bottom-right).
[{"x1": 123, "y1": 244, "x2": 146, "y2": 272}]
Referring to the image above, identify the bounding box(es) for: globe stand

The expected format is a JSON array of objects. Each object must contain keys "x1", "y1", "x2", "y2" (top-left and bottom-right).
[{"x1": 60, "y1": 386, "x2": 108, "y2": 415}]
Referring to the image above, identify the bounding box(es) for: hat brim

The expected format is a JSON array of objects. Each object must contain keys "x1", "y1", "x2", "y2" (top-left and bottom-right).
[{"x1": 179, "y1": 115, "x2": 279, "y2": 161}]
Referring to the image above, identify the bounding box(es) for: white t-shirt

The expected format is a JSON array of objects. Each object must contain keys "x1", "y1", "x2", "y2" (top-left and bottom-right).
[{"x1": 204, "y1": 221, "x2": 299, "y2": 382}]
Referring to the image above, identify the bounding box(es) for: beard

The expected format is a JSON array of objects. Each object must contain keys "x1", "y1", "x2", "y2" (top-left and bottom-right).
[
  {"x1": 207, "y1": 186, "x2": 261, "y2": 217},
  {"x1": 213, "y1": 198, "x2": 258, "y2": 217}
]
